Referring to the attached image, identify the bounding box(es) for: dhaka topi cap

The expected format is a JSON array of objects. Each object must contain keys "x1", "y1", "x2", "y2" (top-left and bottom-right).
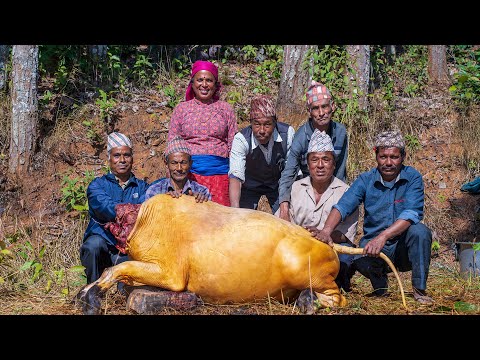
[
  {"x1": 164, "y1": 136, "x2": 191, "y2": 160},
  {"x1": 107, "y1": 132, "x2": 132, "y2": 153},
  {"x1": 249, "y1": 95, "x2": 277, "y2": 121},
  {"x1": 185, "y1": 60, "x2": 223, "y2": 101},
  {"x1": 306, "y1": 80, "x2": 332, "y2": 107},
  {"x1": 374, "y1": 130, "x2": 406, "y2": 150},
  {"x1": 308, "y1": 129, "x2": 335, "y2": 154}
]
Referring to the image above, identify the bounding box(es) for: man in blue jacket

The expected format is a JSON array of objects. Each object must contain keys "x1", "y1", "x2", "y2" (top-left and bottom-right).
[
  {"x1": 80, "y1": 132, "x2": 149, "y2": 284},
  {"x1": 278, "y1": 81, "x2": 348, "y2": 222}
]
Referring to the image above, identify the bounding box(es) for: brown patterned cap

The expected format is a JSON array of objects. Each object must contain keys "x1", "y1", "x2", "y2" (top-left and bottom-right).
[
  {"x1": 249, "y1": 95, "x2": 276, "y2": 121},
  {"x1": 374, "y1": 130, "x2": 406, "y2": 150},
  {"x1": 164, "y1": 136, "x2": 191, "y2": 160}
]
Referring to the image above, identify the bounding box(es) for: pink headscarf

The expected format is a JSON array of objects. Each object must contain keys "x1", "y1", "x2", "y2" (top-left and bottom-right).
[{"x1": 185, "y1": 60, "x2": 223, "y2": 101}]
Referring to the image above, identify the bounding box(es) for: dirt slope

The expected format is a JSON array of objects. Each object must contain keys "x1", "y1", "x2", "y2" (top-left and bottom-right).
[{"x1": 2, "y1": 86, "x2": 479, "y2": 264}]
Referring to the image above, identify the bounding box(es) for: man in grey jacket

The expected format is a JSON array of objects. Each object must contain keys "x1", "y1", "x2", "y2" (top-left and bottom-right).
[{"x1": 278, "y1": 81, "x2": 348, "y2": 222}]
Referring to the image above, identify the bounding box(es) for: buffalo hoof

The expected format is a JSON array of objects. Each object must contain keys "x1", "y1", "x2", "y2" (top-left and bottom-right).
[
  {"x1": 72, "y1": 284, "x2": 89, "y2": 307},
  {"x1": 73, "y1": 284, "x2": 104, "y2": 315},
  {"x1": 83, "y1": 284, "x2": 105, "y2": 315},
  {"x1": 296, "y1": 289, "x2": 318, "y2": 315}
]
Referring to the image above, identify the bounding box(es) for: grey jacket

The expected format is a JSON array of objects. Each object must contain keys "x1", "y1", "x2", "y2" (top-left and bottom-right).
[{"x1": 278, "y1": 119, "x2": 348, "y2": 203}]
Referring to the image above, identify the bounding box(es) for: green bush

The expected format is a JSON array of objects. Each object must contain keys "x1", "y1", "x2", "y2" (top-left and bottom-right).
[{"x1": 60, "y1": 170, "x2": 96, "y2": 216}]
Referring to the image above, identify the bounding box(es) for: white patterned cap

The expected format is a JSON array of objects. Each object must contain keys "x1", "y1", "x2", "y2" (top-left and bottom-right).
[
  {"x1": 107, "y1": 132, "x2": 132, "y2": 152},
  {"x1": 308, "y1": 129, "x2": 334, "y2": 154}
]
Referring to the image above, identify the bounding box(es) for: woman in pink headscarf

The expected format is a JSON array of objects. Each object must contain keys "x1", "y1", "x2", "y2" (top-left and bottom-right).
[{"x1": 167, "y1": 60, "x2": 238, "y2": 206}]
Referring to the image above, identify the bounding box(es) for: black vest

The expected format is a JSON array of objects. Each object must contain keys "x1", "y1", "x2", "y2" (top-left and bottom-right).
[{"x1": 241, "y1": 122, "x2": 289, "y2": 191}]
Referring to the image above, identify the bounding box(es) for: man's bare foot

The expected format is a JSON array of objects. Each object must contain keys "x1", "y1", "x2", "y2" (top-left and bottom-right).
[{"x1": 413, "y1": 287, "x2": 434, "y2": 305}]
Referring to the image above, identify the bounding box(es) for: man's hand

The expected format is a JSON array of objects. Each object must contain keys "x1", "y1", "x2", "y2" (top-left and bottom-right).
[
  {"x1": 187, "y1": 189, "x2": 209, "y2": 203},
  {"x1": 278, "y1": 201, "x2": 291, "y2": 222},
  {"x1": 363, "y1": 236, "x2": 387, "y2": 257},
  {"x1": 168, "y1": 189, "x2": 209, "y2": 203},
  {"x1": 363, "y1": 219, "x2": 411, "y2": 256},
  {"x1": 167, "y1": 190, "x2": 183, "y2": 198},
  {"x1": 304, "y1": 226, "x2": 334, "y2": 247}
]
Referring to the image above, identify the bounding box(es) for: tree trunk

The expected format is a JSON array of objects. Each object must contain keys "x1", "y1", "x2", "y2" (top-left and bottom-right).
[
  {"x1": 346, "y1": 45, "x2": 370, "y2": 111},
  {"x1": 8, "y1": 45, "x2": 39, "y2": 176},
  {"x1": 89, "y1": 45, "x2": 108, "y2": 86},
  {"x1": 0, "y1": 45, "x2": 9, "y2": 91},
  {"x1": 89, "y1": 45, "x2": 108, "y2": 60},
  {"x1": 385, "y1": 45, "x2": 396, "y2": 65},
  {"x1": 428, "y1": 45, "x2": 450, "y2": 87},
  {"x1": 277, "y1": 45, "x2": 317, "y2": 126}
]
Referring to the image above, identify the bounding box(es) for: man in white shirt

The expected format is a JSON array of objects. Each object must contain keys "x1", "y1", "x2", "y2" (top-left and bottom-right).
[
  {"x1": 276, "y1": 129, "x2": 358, "y2": 292},
  {"x1": 228, "y1": 95, "x2": 295, "y2": 213}
]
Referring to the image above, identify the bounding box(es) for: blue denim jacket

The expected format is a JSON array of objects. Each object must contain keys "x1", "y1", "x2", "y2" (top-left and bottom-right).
[
  {"x1": 333, "y1": 165, "x2": 425, "y2": 247},
  {"x1": 83, "y1": 172, "x2": 149, "y2": 246},
  {"x1": 278, "y1": 119, "x2": 347, "y2": 203}
]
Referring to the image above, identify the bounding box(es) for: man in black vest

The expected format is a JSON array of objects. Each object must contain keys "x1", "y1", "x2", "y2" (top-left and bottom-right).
[{"x1": 228, "y1": 95, "x2": 295, "y2": 213}]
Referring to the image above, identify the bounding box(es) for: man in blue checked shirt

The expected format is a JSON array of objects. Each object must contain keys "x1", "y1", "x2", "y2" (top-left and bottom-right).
[
  {"x1": 308, "y1": 130, "x2": 434, "y2": 305},
  {"x1": 146, "y1": 136, "x2": 212, "y2": 203}
]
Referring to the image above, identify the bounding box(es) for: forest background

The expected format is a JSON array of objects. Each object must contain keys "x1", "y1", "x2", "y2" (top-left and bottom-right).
[{"x1": 0, "y1": 44, "x2": 479, "y2": 315}]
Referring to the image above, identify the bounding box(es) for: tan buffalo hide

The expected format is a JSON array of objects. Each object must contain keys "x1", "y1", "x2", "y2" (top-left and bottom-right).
[{"x1": 122, "y1": 194, "x2": 343, "y2": 305}]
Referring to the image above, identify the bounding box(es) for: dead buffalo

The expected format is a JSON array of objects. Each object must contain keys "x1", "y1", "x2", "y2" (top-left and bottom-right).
[{"x1": 75, "y1": 194, "x2": 406, "y2": 314}]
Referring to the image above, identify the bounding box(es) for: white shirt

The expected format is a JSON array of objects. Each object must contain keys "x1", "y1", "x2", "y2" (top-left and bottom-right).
[
  {"x1": 275, "y1": 176, "x2": 358, "y2": 242},
  {"x1": 229, "y1": 125, "x2": 295, "y2": 183}
]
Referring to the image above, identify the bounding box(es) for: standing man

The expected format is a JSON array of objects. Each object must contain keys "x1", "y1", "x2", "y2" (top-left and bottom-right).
[
  {"x1": 229, "y1": 95, "x2": 295, "y2": 213},
  {"x1": 80, "y1": 132, "x2": 149, "y2": 284},
  {"x1": 146, "y1": 135, "x2": 211, "y2": 202},
  {"x1": 277, "y1": 129, "x2": 358, "y2": 291},
  {"x1": 309, "y1": 130, "x2": 434, "y2": 304},
  {"x1": 278, "y1": 81, "x2": 348, "y2": 222}
]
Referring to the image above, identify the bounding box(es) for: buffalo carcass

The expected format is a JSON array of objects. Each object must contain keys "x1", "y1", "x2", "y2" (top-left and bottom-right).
[{"x1": 75, "y1": 194, "x2": 407, "y2": 314}]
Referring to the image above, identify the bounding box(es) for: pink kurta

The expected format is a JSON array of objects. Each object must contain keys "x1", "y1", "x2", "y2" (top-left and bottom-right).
[
  {"x1": 167, "y1": 97, "x2": 238, "y2": 207},
  {"x1": 168, "y1": 98, "x2": 237, "y2": 157}
]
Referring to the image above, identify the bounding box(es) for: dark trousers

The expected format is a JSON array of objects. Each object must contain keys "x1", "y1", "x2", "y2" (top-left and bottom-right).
[
  {"x1": 336, "y1": 241, "x2": 356, "y2": 292},
  {"x1": 80, "y1": 235, "x2": 129, "y2": 284},
  {"x1": 352, "y1": 223, "x2": 432, "y2": 295},
  {"x1": 240, "y1": 187, "x2": 280, "y2": 214}
]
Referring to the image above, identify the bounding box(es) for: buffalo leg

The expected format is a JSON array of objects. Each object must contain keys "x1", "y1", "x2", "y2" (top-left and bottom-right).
[
  {"x1": 296, "y1": 289, "x2": 318, "y2": 314},
  {"x1": 75, "y1": 260, "x2": 187, "y2": 315}
]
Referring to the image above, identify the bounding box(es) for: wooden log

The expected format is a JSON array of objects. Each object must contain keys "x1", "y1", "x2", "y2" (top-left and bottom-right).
[{"x1": 124, "y1": 285, "x2": 201, "y2": 314}]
